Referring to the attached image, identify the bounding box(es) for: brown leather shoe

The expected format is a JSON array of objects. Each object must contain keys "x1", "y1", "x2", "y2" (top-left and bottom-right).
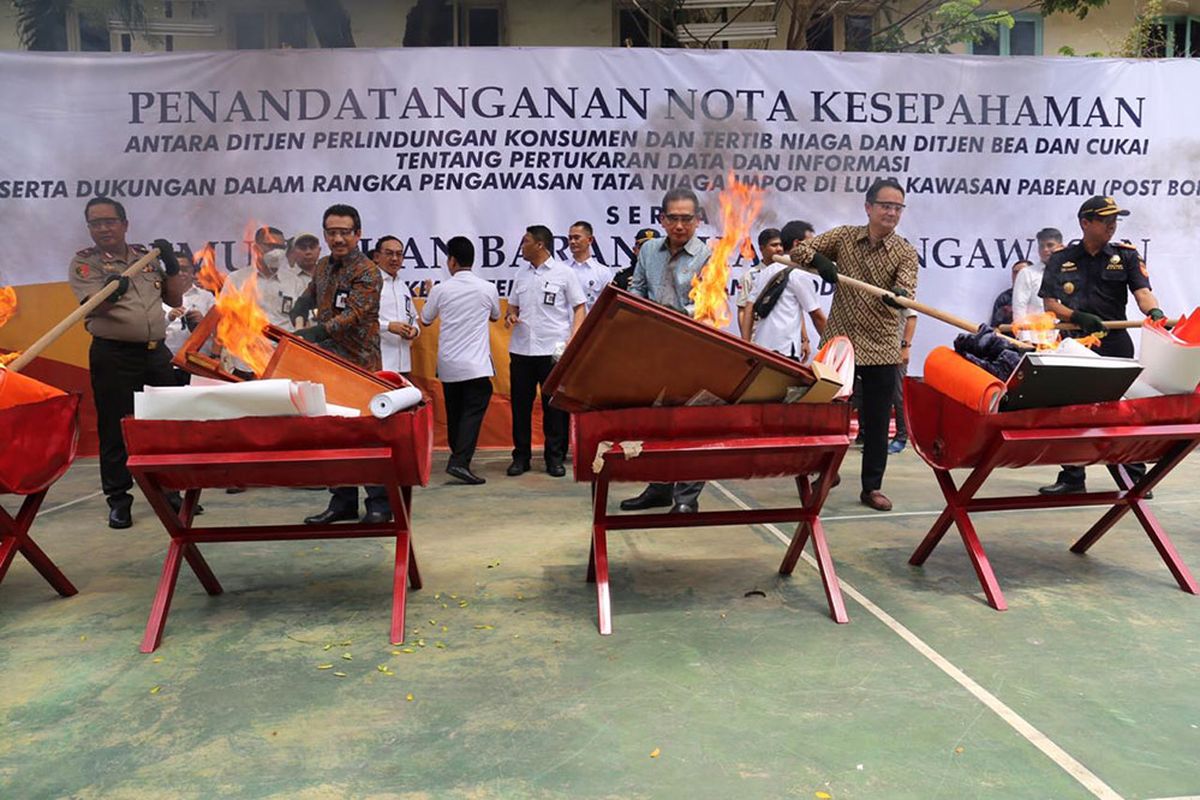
[{"x1": 860, "y1": 490, "x2": 892, "y2": 512}]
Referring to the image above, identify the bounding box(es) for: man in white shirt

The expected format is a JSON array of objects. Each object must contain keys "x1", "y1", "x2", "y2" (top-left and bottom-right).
[
  {"x1": 505, "y1": 224, "x2": 585, "y2": 478},
  {"x1": 567, "y1": 220, "x2": 614, "y2": 311},
  {"x1": 1011, "y1": 227, "x2": 1062, "y2": 328},
  {"x1": 286, "y1": 231, "x2": 321, "y2": 326},
  {"x1": 374, "y1": 235, "x2": 420, "y2": 375},
  {"x1": 227, "y1": 227, "x2": 308, "y2": 331},
  {"x1": 163, "y1": 252, "x2": 215, "y2": 381},
  {"x1": 420, "y1": 236, "x2": 501, "y2": 485},
  {"x1": 742, "y1": 227, "x2": 826, "y2": 361}
]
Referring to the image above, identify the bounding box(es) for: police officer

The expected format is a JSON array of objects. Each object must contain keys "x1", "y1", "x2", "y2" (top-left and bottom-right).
[
  {"x1": 1038, "y1": 195, "x2": 1166, "y2": 495},
  {"x1": 68, "y1": 196, "x2": 187, "y2": 528}
]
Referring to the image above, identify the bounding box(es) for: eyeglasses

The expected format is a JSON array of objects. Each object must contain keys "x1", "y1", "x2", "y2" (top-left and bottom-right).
[
  {"x1": 324, "y1": 227, "x2": 356, "y2": 238},
  {"x1": 662, "y1": 214, "x2": 696, "y2": 225},
  {"x1": 86, "y1": 218, "x2": 123, "y2": 229},
  {"x1": 871, "y1": 202, "x2": 906, "y2": 213}
]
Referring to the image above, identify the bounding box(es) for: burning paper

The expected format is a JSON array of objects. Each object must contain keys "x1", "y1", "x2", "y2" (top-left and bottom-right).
[
  {"x1": 1010, "y1": 311, "x2": 1060, "y2": 350},
  {"x1": 0, "y1": 286, "x2": 20, "y2": 366},
  {"x1": 193, "y1": 242, "x2": 275, "y2": 375},
  {"x1": 690, "y1": 174, "x2": 763, "y2": 328}
]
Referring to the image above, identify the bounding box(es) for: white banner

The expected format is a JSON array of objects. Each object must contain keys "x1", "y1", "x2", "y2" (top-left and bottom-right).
[{"x1": 3, "y1": 47, "x2": 1199, "y2": 366}]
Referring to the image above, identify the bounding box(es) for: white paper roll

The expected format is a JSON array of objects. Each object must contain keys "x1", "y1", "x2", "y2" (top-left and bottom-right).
[
  {"x1": 369, "y1": 386, "x2": 422, "y2": 418},
  {"x1": 134, "y1": 379, "x2": 326, "y2": 420}
]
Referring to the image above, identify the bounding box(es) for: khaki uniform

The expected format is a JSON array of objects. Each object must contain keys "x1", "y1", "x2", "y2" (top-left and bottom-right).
[{"x1": 68, "y1": 242, "x2": 178, "y2": 514}]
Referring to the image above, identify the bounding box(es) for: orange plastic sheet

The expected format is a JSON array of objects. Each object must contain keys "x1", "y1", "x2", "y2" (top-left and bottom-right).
[
  {"x1": 0, "y1": 368, "x2": 65, "y2": 411},
  {"x1": 923, "y1": 346, "x2": 1005, "y2": 415},
  {"x1": 1169, "y1": 307, "x2": 1200, "y2": 344}
]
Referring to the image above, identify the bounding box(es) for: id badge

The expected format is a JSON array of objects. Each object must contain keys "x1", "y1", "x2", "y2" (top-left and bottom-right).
[
  {"x1": 281, "y1": 296, "x2": 294, "y2": 315},
  {"x1": 334, "y1": 289, "x2": 350, "y2": 310},
  {"x1": 542, "y1": 283, "x2": 559, "y2": 306}
]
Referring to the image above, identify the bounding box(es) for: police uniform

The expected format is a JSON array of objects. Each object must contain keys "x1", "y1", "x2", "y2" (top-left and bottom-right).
[
  {"x1": 68, "y1": 243, "x2": 178, "y2": 520},
  {"x1": 1038, "y1": 198, "x2": 1153, "y2": 492}
]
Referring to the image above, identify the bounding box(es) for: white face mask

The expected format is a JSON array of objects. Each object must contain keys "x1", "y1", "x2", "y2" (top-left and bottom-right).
[{"x1": 263, "y1": 249, "x2": 289, "y2": 273}]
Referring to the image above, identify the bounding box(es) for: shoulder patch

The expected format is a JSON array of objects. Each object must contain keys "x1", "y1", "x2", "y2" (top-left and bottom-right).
[
  {"x1": 74, "y1": 262, "x2": 90, "y2": 279},
  {"x1": 75, "y1": 246, "x2": 97, "y2": 257},
  {"x1": 130, "y1": 243, "x2": 149, "y2": 253}
]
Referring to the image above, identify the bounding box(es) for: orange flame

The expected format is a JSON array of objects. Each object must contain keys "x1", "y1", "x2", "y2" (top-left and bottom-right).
[
  {"x1": 194, "y1": 242, "x2": 274, "y2": 375},
  {"x1": 1011, "y1": 311, "x2": 1060, "y2": 350},
  {"x1": 0, "y1": 285, "x2": 16, "y2": 328},
  {"x1": 689, "y1": 173, "x2": 763, "y2": 328},
  {"x1": 1074, "y1": 333, "x2": 1105, "y2": 349}
]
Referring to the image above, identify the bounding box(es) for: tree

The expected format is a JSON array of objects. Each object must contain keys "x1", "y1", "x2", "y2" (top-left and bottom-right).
[{"x1": 627, "y1": 0, "x2": 1112, "y2": 53}]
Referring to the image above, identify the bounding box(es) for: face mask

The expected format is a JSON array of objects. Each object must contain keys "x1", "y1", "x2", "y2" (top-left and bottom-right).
[{"x1": 263, "y1": 249, "x2": 289, "y2": 273}]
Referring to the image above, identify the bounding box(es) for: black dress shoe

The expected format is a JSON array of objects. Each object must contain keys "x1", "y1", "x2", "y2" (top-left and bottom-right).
[
  {"x1": 619, "y1": 488, "x2": 674, "y2": 511},
  {"x1": 108, "y1": 506, "x2": 132, "y2": 529},
  {"x1": 546, "y1": 461, "x2": 566, "y2": 478},
  {"x1": 669, "y1": 502, "x2": 699, "y2": 514},
  {"x1": 506, "y1": 460, "x2": 531, "y2": 476},
  {"x1": 446, "y1": 465, "x2": 486, "y2": 485},
  {"x1": 361, "y1": 511, "x2": 393, "y2": 525},
  {"x1": 304, "y1": 508, "x2": 358, "y2": 525},
  {"x1": 1038, "y1": 481, "x2": 1086, "y2": 495}
]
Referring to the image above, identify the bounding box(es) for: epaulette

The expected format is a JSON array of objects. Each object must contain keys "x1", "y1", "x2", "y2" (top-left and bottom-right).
[
  {"x1": 75, "y1": 246, "x2": 98, "y2": 258},
  {"x1": 1113, "y1": 240, "x2": 1139, "y2": 251},
  {"x1": 130, "y1": 243, "x2": 149, "y2": 254}
]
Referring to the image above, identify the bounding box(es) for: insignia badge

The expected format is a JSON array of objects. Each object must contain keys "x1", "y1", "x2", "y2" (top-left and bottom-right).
[
  {"x1": 1064, "y1": 282, "x2": 1075, "y2": 295},
  {"x1": 76, "y1": 263, "x2": 89, "y2": 279},
  {"x1": 1060, "y1": 261, "x2": 1076, "y2": 272},
  {"x1": 1110, "y1": 255, "x2": 1121, "y2": 265},
  {"x1": 154, "y1": 280, "x2": 161, "y2": 289}
]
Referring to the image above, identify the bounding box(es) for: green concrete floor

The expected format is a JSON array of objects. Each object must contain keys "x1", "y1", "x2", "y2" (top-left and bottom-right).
[{"x1": 2, "y1": 447, "x2": 1199, "y2": 799}]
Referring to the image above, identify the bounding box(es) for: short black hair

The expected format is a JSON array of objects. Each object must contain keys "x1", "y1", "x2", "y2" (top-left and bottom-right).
[
  {"x1": 1036, "y1": 227, "x2": 1063, "y2": 244},
  {"x1": 255, "y1": 226, "x2": 285, "y2": 247},
  {"x1": 661, "y1": 187, "x2": 700, "y2": 215},
  {"x1": 757, "y1": 228, "x2": 782, "y2": 249},
  {"x1": 570, "y1": 221, "x2": 594, "y2": 236},
  {"x1": 525, "y1": 225, "x2": 554, "y2": 251},
  {"x1": 375, "y1": 235, "x2": 402, "y2": 252},
  {"x1": 85, "y1": 196, "x2": 126, "y2": 223},
  {"x1": 1013, "y1": 259, "x2": 1033, "y2": 269},
  {"x1": 323, "y1": 203, "x2": 361, "y2": 233},
  {"x1": 779, "y1": 220, "x2": 815, "y2": 249},
  {"x1": 866, "y1": 178, "x2": 904, "y2": 204},
  {"x1": 447, "y1": 236, "x2": 475, "y2": 268}
]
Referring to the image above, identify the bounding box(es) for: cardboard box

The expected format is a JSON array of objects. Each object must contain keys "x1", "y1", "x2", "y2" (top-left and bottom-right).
[{"x1": 793, "y1": 359, "x2": 844, "y2": 404}]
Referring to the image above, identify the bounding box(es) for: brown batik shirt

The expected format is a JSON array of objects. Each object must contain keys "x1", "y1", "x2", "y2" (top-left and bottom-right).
[
  {"x1": 299, "y1": 248, "x2": 382, "y2": 371},
  {"x1": 791, "y1": 225, "x2": 919, "y2": 366}
]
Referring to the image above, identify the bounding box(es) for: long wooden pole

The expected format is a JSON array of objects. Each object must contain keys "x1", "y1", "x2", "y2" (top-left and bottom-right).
[
  {"x1": 772, "y1": 255, "x2": 1032, "y2": 348},
  {"x1": 999, "y1": 317, "x2": 1180, "y2": 334},
  {"x1": 5, "y1": 248, "x2": 163, "y2": 373}
]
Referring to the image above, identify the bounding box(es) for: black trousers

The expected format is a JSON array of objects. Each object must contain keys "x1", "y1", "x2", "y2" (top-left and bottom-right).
[
  {"x1": 443, "y1": 376, "x2": 493, "y2": 469},
  {"x1": 858, "y1": 364, "x2": 898, "y2": 493},
  {"x1": 90, "y1": 337, "x2": 177, "y2": 510},
  {"x1": 1057, "y1": 329, "x2": 1144, "y2": 487},
  {"x1": 892, "y1": 364, "x2": 908, "y2": 442},
  {"x1": 509, "y1": 353, "x2": 568, "y2": 464},
  {"x1": 329, "y1": 485, "x2": 390, "y2": 516}
]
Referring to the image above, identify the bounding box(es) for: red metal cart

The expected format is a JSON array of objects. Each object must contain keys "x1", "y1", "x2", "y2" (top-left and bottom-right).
[
  {"x1": 571, "y1": 400, "x2": 852, "y2": 634},
  {"x1": 0, "y1": 393, "x2": 81, "y2": 598},
  {"x1": 905, "y1": 377, "x2": 1200, "y2": 610},
  {"x1": 123, "y1": 406, "x2": 433, "y2": 652}
]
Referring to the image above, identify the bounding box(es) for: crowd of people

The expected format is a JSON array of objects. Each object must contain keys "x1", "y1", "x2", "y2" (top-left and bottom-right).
[{"x1": 69, "y1": 179, "x2": 1159, "y2": 528}]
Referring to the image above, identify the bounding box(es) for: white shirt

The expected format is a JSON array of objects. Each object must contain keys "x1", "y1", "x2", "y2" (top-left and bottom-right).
[
  {"x1": 420, "y1": 270, "x2": 502, "y2": 382},
  {"x1": 226, "y1": 265, "x2": 307, "y2": 330},
  {"x1": 1011, "y1": 261, "x2": 1046, "y2": 324},
  {"x1": 379, "y1": 270, "x2": 420, "y2": 374},
  {"x1": 568, "y1": 257, "x2": 615, "y2": 311},
  {"x1": 747, "y1": 263, "x2": 821, "y2": 357},
  {"x1": 163, "y1": 285, "x2": 215, "y2": 355},
  {"x1": 508, "y1": 260, "x2": 585, "y2": 357}
]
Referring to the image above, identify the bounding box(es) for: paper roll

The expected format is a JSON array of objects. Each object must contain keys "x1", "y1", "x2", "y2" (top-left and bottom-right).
[
  {"x1": 923, "y1": 346, "x2": 1005, "y2": 414},
  {"x1": 134, "y1": 379, "x2": 325, "y2": 420},
  {"x1": 369, "y1": 386, "x2": 422, "y2": 418}
]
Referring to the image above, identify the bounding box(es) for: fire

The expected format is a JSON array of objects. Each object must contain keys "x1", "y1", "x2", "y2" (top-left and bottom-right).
[
  {"x1": 1011, "y1": 311, "x2": 1060, "y2": 350},
  {"x1": 690, "y1": 173, "x2": 763, "y2": 328},
  {"x1": 0, "y1": 285, "x2": 16, "y2": 328},
  {"x1": 1074, "y1": 333, "x2": 1105, "y2": 349},
  {"x1": 194, "y1": 242, "x2": 274, "y2": 375}
]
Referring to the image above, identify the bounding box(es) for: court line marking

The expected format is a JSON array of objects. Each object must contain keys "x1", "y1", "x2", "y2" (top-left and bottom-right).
[
  {"x1": 710, "y1": 479, "x2": 1124, "y2": 800},
  {"x1": 1145, "y1": 795, "x2": 1200, "y2": 799},
  {"x1": 36, "y1": 490, "x2": 103, "y2": 516}
]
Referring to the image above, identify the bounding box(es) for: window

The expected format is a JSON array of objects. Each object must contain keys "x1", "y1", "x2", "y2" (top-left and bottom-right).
[
  {"x1": 1146, "y1": 17, "x2": 1200, "y2": 57},
  {"x1": 845, "y1": 15, "x2": 873, "y2": 51},
  {"x1": 970, "y1": 15, "x2": 1042, "y2": 56},
  {"x1": 615, "y1": 3, "x2": 675, "y2": 47},
  {"x1": 806, "y1": 16, "x2": 834, "y2": 51},
  {"x1": 459, "y1": 3, "x2": 503, "y2": 46},
  {"x1": 277, "y1": 12, "x2": 310, "y2": 49},
  {"x1": 234, "y1": 12, "x2": 266, "y2": 49},
  {"x1": 806, "y1": 13, "x2": 871, "y2": 51}
]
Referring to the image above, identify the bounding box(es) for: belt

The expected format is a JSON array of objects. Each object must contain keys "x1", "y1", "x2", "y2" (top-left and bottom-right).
[{"x1": 94, "y1": 337, "x2": 164, "y2": 351}]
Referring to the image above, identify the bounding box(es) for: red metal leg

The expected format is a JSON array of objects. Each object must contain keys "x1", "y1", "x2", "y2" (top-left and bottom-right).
[
  {"x1": 402, "y1": 486, "x2": 421, "y2": 589},
  {"x1": 591, "y1": 476, "x2": 612, "y2": 635},
  {"x1": 1128, "y1": 499, "x2": 1200, "y2": 594},
  {"x1": 182, "y1": 543, "x2": 223, "y2": 595},
  {"x1": 141, "y1": 538, "x2": 186, "y2": 653},
  {"x1": 0, "y1": 492, "x2": 77, "y2": 597},
  {"x1": 779, "y1": 477, "x2": 813, "y2": 576},
  {"x1": 586, "y1": 482, "x2": 597, "y2": 582}
]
